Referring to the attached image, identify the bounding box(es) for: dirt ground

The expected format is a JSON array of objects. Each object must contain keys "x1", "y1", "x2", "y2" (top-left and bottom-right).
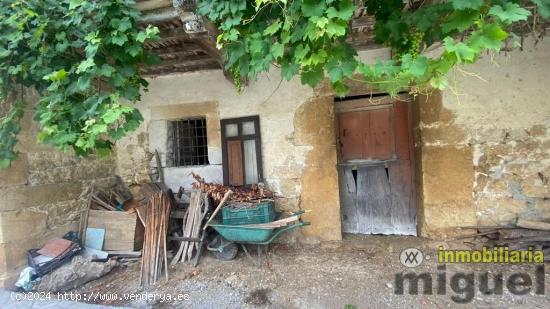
[{"x1": 73, "y1": 235, "x2": 550, "y2": 309}]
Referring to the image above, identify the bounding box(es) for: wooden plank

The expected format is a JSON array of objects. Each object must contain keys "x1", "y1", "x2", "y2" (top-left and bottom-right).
[
  {"x1": 335, "y1": 96, "x2": 409, "y2": 114},
  {"x1": 344, "y1": 168, "x2": 357, "y2": 194},
  {"x1": 393, "y1": 101, "x2": 410, "y2": 160},
  {"x1": 389, "y1": 160, "x2": 416, "y2": 235},
  {"x1": 87, "y1": 210, "x2": 142, "y2": 251},
  {"x1": 360, "y1": 165, "x2": 392, "y2": 234},
  {"x1": 227, "y1": 140, "x2": 244, "y2": 186},
  {"x1": 339, "y1": 166, "x2": 359, "y2": 233},
  {"x1": 338, "y1": 111, "x2": 364, "y2": 161},
  {"x1": 364, "y1": 108, "x2": 394, "y2": 161},
  {"x1": 134, "y1": 0, "x2": 171, "y2": 11}
]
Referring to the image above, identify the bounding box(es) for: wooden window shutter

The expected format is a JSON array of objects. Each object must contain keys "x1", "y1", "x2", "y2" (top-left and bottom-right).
[{"x1": 227, "y1": 140, "x2": 244, "y2": 186}]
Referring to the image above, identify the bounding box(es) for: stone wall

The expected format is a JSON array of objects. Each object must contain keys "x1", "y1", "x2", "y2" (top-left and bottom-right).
[
  {"x1": 0, "y1": 90, "x2": 117, "y2": 287},
  {"x1": 416, "y1": 38, "x2": 550, "y2": 237}
]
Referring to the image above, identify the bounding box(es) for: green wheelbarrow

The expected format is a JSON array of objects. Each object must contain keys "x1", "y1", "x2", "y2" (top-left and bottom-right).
[{"x1": 206, "y1": 212, "x2": 310, "y2": 261}]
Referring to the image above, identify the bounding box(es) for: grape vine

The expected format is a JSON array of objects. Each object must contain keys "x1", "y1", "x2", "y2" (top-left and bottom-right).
[
  {"x1": 197, "y1": 0, "x2": 548, "y2": 96},
  {"x1": 0, "y1": 0, "x2": 159, "y2": 168}
]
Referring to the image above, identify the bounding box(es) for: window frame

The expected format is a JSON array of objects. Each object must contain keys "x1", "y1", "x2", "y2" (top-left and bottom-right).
[
  {"x1": 220, "y1": 115, "x2": 263, "y2": 186},
  {"x1": 169, "y1": 117, "x2": 209, "y2": 167}
]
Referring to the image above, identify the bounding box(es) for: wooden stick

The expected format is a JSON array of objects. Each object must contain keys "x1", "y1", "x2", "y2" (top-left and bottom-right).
[
  {"x1": 241, "y1": 215, "x2": 301, "y2": 228},
  {"x1": 203, "y1": 190, "x2": 232, "y2": 230},
  {"x1": 447, "y1": 229, "x2": 500, "y2": 241},
  {"x1": 92, "y1": 194, "x2": 117, "y2": 211},
  {"x1": 163, "y1": 193, "x2": 170, "y2": 280},
  {"x1": 171, "y1": 208, "x2": 188, "y2": 265}
]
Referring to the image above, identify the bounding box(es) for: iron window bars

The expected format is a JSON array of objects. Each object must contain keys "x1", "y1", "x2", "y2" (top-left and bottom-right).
[{"x1": 171, "y1": 118, "x2": 209, "y2": 166}]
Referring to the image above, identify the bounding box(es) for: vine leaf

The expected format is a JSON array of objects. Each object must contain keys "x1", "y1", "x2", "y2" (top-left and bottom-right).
[
  {"x1": 489, "y1": 3, "x2": 531, "y2": 24},
  {"x1": 532, "y1": 0, "x2": 550, "y2": 18},
  {"x1": 443, "y1": 37, "x2": 476, "y2": 63},
  {"x1": 442, "y1": 10, "x2": 479, "y2": 33},
  {"x1": 301, "y1": 0, "x2": 327, "y2": 17}
]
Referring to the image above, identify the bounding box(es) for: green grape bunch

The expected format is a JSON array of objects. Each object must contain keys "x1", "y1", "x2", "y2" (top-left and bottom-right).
[
  {"x1": 408, "y1": 30, "x2": 424, "y2": 58},
  {"x1": 231, "y1": 65, "x2": 243, "y2": 94},
  {"x1": 393, "y1": 29, "x2": 425, "y2": 61}
]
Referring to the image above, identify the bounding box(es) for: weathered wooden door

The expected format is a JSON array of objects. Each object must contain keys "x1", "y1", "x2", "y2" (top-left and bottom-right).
[{"x1": 337, "y1": 98, "x2": 416, "y2": 235}]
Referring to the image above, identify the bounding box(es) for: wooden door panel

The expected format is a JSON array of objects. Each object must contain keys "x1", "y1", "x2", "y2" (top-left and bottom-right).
[
  {"x1": 389, "y1": 160, "x2": 416, "y2": 235},
  {"x1": 338, "y1": 112, "x2": 365, "y2": 161},
  {"x1": 227, "y1": 140, "x2": 244, "y2": 186},
  {"x1": 394, "y1": 101, "x2": 410, "y2": 160},
  {"x1": 355, "y1": 166, "x2": 372, "y2": 233},
  {"x1": 340, "y1": 162, "x2": 415, "y2": 235},
  {"x1": 339, "y1": 167, "x2": 359, "y2": 233},
  {"x1": 359, "y1": 166, "x2": 392, "y2": 234},
  {"x1": 338, "y1": 99, "x2": 416, "y2": 236},
  {"x1": 364, "y1": 108, "x2": 394, "y2": 161}
]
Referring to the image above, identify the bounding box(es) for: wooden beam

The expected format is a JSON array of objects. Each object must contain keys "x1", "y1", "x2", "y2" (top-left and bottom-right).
[
  {"x1": 142, "y1": 56, "x2": 221, "y2": 75},
  {"x1": 146, "y1": 54, "x2": 217, "y2": 67},
  {"x1": 150, "y1": 44, "x2": 204, "y2": 55},
  {"x1": 138, "y1": 7, "x2": 195, "y2": 25},
  {"x1": 195, "y1": 38, "x2": 223, "y2": 65},
  {"x1": 157, "y1": 50, "x2": 208, "y2": 61},
  {"x1": 140, "y1": 8, "x2": 179, "y2": 24},
  {"x1": 142, "y1": 61, "x2": 221, "y2": 76},
  {"x1": 134, "y1": 0, "x2": 172, "y2": 12}
]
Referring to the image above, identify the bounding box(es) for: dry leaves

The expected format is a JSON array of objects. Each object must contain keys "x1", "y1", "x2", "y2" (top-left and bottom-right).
[{"x1": 191, "y1": 173, "x2": 277, "y2": 205}]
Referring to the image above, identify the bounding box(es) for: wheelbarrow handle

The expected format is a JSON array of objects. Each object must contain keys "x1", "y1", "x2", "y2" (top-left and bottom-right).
[{"x1": 255, "y1": 221, "x2": 311, "y2": 245}]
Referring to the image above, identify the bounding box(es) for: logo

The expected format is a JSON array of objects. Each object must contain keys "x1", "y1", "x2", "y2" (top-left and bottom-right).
[
  {"x1": 394, "y1": 246, "x2": 546, "y2": 303},
  {"x1": 400, "y1": 248, "x2": 424, "y2": 268}
]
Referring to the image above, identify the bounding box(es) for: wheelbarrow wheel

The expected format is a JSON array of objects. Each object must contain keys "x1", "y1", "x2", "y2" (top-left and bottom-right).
[{"x1": 210, "y1": 235, "x2": 238, "y2": 261}]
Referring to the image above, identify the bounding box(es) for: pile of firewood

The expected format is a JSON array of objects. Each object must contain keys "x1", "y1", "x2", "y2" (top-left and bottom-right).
[
  {"x1": 191, "y1": 173, "x2": 276, "y2": 204},
  {"x1": 462, "y1": 218, "x2": 550, "y2": 261}
]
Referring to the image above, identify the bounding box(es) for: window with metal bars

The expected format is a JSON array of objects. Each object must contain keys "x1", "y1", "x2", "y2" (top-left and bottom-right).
[{"x1": 169, "y1": 118, "x2": 209, "y2": 166}]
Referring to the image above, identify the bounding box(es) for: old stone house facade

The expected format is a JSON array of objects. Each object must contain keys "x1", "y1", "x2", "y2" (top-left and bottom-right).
[{"x1": 0, "y1": 39, "x2": 549, "y2": 286}]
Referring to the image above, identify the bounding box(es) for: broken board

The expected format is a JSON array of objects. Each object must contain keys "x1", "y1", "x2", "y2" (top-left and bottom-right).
[{"x1": 87, "y1": 210, "x2": 144, "y2": 251}]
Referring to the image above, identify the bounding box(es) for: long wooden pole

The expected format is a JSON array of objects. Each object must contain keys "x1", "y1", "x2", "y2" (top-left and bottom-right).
[
  {"x1": 163, "y1": 193, "x2": 170, "y2": 280},
  {"x1": 203, "y1": 190, "x2": 232, "y2": 230}
]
